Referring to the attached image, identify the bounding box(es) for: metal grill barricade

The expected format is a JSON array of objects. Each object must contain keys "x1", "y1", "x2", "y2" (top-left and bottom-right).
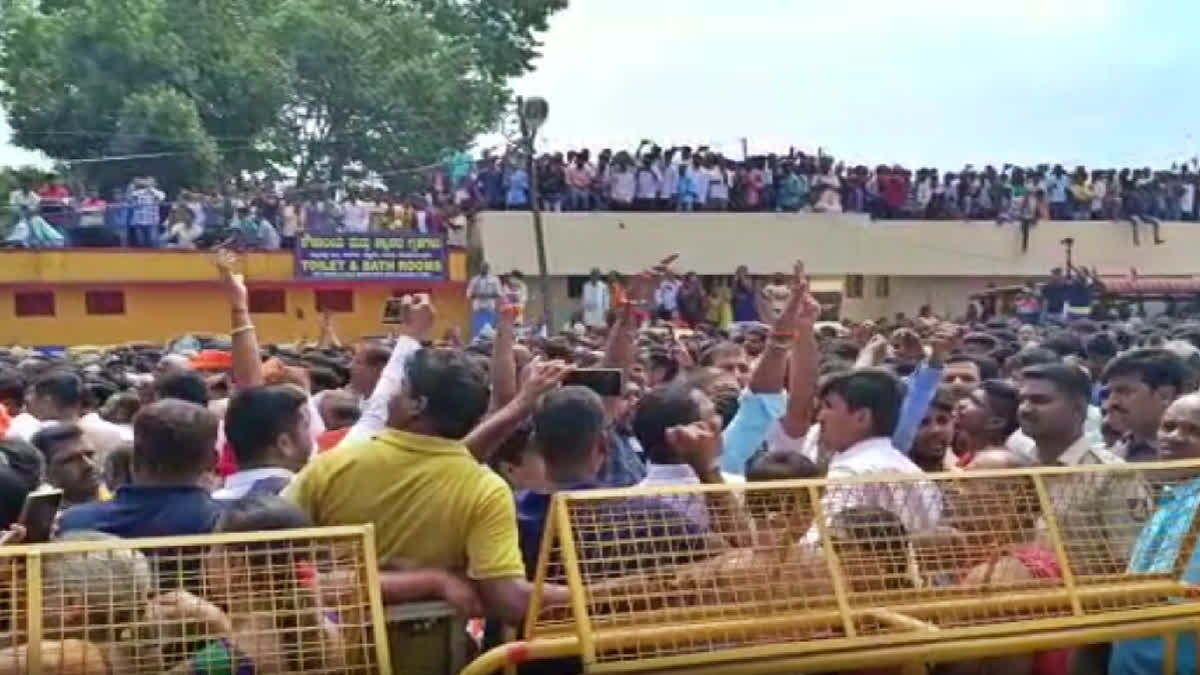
[
  {"x1": 464, "y1": 459, "x2": 1200, "y2": 675},
  {"x1": 0, "y1": 525, "x2": 390, "y2": 674}
]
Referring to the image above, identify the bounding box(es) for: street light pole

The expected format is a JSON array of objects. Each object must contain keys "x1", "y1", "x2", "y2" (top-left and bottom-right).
[{"x1": 517, "y1": 96, "x2": 553, "y2": 333}]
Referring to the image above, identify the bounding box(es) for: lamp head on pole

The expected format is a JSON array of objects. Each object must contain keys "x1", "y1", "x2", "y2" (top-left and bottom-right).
[{"x1": 521, "y1": 97, "x2": 549, "y2": 134}]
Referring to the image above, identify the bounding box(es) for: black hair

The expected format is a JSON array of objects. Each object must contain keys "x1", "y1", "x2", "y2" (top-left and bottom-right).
[
  {"x1": 829, "y1": 506, "x2": 911, "y2": 590},
  {"x1": 1020, "y1": 364, "x2": 1092, "y2": 405},
  {"x1": 533, "y1": 386, "x2": 607, "y2": 480},
  {"x1": 645, "y1": 349, "x2": 679, "y2": 382},
  {"x1": 1005, "y1": 347, "x2": 1059, "y2": 373},
  {"x1": 0, "y1": 367, "x2": 25, "y2": 408},
  {"x1": 946, "y1": 353, "x2": 999, "y2": 381},
  {"x1": 1100, "y1": 347, "x2": 1189, "y2": 392},
  {"x1": 980, "y1": 380, "x2": 1020, "y2": 437},
  {"x1": 0, "y1": 466, "x2": 32, "y2": 529},
  {"x1": 225, "y1": 385, "x2": 309, "y2": 466},
  {"x1": 817, "y1": 368, "x2": 904, "y2": 438},
  {"x1": 32, "y1": 370, "x2": 84, "y2": 410},
  {"x1": 1084, "y1": 332, "x2": 1119, "y2": 360},
  {"x1": 30, "y1": 423, "x2": 84, "y2": 464},
  {"x1": 0, "y1": 438, "x2": 44, "y2": 490},
  {"x1": 489, "y1": 419, "x2": 534, "y2": 472},
  {"x1": 1040, "y1": 331, "x2": 1085, "y2": 358},
  {"x1": 103, "y1": 444, "x2": 134, "y2": 491},
  {"x1": 699, "y1": 341, "x2": 742, "y2": 367},
  {"x1": 745, "y1": 449, "x2": 820, "y2": 482},
  {"x1": 825, "y1": 340, "x2": 861, "y2": 362},
  {"x1": 633, "y1": 382, "x2": 701, "y2": 464},
  {"x1": 154, "y1": 371, "x2": 209, "y2": 406},
  {"x1": 307, "y1": 367, "x2": 342, "y2": 394},
  {"x1": 132, "y1": 399, "x2": 219, "y2": 480},
  {"x1": 404, "y1": 348, "x2": 490, "y2": 440}
]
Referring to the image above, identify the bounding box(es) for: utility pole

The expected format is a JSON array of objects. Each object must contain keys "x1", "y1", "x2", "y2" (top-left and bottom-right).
[
  {"x1": 516, "y1": 96, "x2": 553, "y2": 333},
  {"x1": 740, "y1": 137, "x2": 748, "y2": 161}
]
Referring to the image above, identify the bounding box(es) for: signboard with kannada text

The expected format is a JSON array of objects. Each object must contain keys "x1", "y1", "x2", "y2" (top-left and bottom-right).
[{"x1": 294, "y1": 233, "x2": 447, "y2": 281}]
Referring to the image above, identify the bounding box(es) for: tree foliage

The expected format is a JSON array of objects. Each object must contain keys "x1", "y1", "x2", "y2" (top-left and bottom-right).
[{"x1": 0, "y1": 0, "x2": 565, "y2": 191}]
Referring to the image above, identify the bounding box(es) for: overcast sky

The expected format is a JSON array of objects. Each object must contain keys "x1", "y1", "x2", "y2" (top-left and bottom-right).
[{"x1": 5, "y1": 0, "x2": 1198, "y2": 169}]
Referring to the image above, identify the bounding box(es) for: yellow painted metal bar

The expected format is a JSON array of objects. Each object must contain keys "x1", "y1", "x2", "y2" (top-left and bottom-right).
[
  {"x1": 578, "y1": 594, "x2": 1200, "y2": 674},
  {"x1": 561, "y1": 457, "x2": 1200, "y2": 502},
  {"x1": 0, "y1": 524, "x2": 372, "y2": 557},
  {"x1": 900, "y1": 662, "x2": 926, "y2": 675},
  {"x1": 554, "y1": 495, "x2": 597, "y2": 665},
  {"x1": 1031, "y1": 474, "x2": 1083, "y2": 617},
  {"x1": 25, "y1": 550, "x2": 41, "y2": 674},
  {"x1": 523, "y1": 499, "x2": 556, "y2": 639},
  {"x1": 1174, "y1": 488, "x2": 1200, "y2": 578},
  {"x1": 865, "y1": 609, "x2": 938, "y2": 633},
  {"x1": 810, "y1": 484, "x2": 857, "y2": 639},
  {"x1": 592, "y1": 615, "x2": 1200, "y2": 675},
  {"x1": 503, "y1": 626, "x2": 519, "y2": 675},
  {"x1": 458, "y1": 637, "x2": 580, "y2": 675},
  {"x1": 1162, "y1": 630, "x2": 1176, "y2": 675},
  {"x1": 359, "y1": 524, "x2": 394, "y2": 675}
]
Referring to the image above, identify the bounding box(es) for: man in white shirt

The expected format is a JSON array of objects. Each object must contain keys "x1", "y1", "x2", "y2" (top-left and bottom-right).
[
  {"x1": 213, "y1": 385, "x2": 313, "y2": 502},
  {"x1": 817, "y1": 368, "x2": 942, "y2": 536},
  {"x1": 341, "y1": 191, "x2": 370, "y2": 233},
  {"x1": 654, "y1": 273, "x2": 680, "y2": 318},
  {"x1": 467, "y1": 262, "x2": 504, "y2": 339},
  {"x1": 580, "y1": 268, "x2": 610, "y2": 329},
  {"x1": 6, "y1": 371, "x2": 87, "y2": 442}
]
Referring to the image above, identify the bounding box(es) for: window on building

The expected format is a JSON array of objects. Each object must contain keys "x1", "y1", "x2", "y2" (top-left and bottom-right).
[
  {"x1": 14, "y1": 291, "x2": 55, "y2": 317},
  {"x1": 845, "y1": 275, "x2": 864, "y2": 299},
  {"x1": 84, "y1": 290, "x2": 126, "y2": 316},
  {"x1": 248, "y1": 289, "x2": 286, "y2": 314},
  {"x1": 874, "y1": 276, "x2": 890, "y2": 298},
  {"x1": 315, "y1": 289, "x2": 354, "y2": 313}
]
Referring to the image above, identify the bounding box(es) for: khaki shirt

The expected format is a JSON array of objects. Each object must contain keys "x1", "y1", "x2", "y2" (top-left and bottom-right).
[{"x1": 1037, "y1": 436, "x2": 1152, "y2": 578}]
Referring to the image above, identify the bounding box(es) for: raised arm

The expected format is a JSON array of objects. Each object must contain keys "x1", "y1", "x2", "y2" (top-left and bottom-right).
[
  {"x1": 342, "y1": 296, "x2": 434, "y2": 445},
  {"x1": 777, "y1": 288, "x2": 821, "y2": 438},
  {"x1": 488, "y1": 304, "x2": 519, "y2": 413},
  {"x1": 670, "y1": 421, "x2": 752, "y2": 549},
  {"x1": 748, "y1": 261, "x2": 805, "y2": 394},
  {"x1": 317, "y1": 310, "x2": 342, "y2": 350},
  {"x1": 464, "y1": 358, "x2": 573, "y2": 462},
  {"x1": 214, "y1": 250, "x2": 263, "y2": 390}
]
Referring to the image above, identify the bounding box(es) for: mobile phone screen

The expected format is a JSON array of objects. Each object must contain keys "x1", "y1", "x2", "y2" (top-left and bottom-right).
[
  {"x1": 19, "y1": 489, "x2": 63, "y2": 544},
  {"x1": 563, "y1": 368, "x2": 625, "y2": 398}
]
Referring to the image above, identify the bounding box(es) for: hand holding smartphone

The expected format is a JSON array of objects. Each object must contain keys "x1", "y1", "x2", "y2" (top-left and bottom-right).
[{"x1": 19, "y1": 487, "x2": 62, "y2": 544}]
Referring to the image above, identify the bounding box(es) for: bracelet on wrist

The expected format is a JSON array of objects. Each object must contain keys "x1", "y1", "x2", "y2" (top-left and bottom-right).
[{"x1": 230, "y1": 324, "x2": 256, "y2": 336}]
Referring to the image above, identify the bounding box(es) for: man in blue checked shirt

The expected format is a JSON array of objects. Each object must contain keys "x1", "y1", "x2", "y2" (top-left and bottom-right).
[{"x1": 1109, "y1": 393, "x2": 1200, "y2": 675}]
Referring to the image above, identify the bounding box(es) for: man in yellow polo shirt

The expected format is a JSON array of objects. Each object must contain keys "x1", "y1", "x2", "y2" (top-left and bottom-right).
[{"x1": 285, "y1": 299, "x2": 565, "y2": 648}]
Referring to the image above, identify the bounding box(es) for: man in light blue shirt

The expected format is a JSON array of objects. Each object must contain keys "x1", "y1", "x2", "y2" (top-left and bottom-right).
[{"x1": 1110, "y1": 393, "x2": 1200, "y2": 674}]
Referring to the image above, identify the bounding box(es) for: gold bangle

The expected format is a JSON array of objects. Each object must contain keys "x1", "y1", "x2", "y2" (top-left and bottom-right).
[{"x1": 230, "y1": 324, "x2": 256, "y2": 336}]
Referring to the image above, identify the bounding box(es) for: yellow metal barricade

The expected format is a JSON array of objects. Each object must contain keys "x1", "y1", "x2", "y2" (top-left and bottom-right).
[
  {"x1": 0, "y1": 525, "x2": 390, "y2": 674},
  {"x1": 465, "y1": 459, "x2": 1200, "y2": 674}
]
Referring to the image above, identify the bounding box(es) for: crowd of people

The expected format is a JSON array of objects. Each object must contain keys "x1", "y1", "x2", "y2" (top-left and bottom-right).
[
  {"x1": 482, "y1": 141, "x2": 1196, "y2": 227},
  {"x1": 3, "y1": 172, "x2": 470, "y2": 250},
  {"x1": 1, "y1": 246, "x2": 1200, "y2": 672},
  {"x1": 7, "y1": 144, "x2": 1199, "y2": 251}
]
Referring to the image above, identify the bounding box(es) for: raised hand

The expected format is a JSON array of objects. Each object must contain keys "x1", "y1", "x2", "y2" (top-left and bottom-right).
[
  {"x1": 213, "y1": 249, "x2": 248, "y2": 310},
  {"x1": 397, "y1": 293, "x2": 436, "y2": 342},
  {"x1": 666, "y1": 421, "x2": 721, "y2": 474},
  {"x1": 517, "y1": 357, "x2": 575, "y2": 405}
]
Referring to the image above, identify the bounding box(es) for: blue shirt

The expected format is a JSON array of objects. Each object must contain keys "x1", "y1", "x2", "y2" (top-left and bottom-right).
[
  {"x1": 599, "y1": 429, "x2": 646, "y2": 487},
  {"x1": 1045, "y1": 175, "x2": 1068, "y2": 203},
  {"x1": 506, "y1": 169, "x2": 529, "y2": 207},
  {"x1": 1110, "y1": 478, "x2": 1200, "y2": 675},
  {"x1": 892, "y1": 362, "x2": 943, "y2": 455},
  {"x1": 59, "y1": 484, "x2": 221, "y2": 538}
]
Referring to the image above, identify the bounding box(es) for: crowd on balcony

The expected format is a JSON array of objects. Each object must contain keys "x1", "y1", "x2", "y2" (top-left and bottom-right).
[
  {"x1": 477, "y1": 142, "x2": 1199, "y2": 229},
  {"x1": 2, "y1": 172, "x2": 471, "y2": 250},
  {"x1": 5, "y1": 144, "x2": 1198, "y2": 250}
]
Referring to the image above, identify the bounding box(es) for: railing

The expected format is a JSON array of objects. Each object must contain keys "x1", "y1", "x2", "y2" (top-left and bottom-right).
[{"x1": 466, "y1": 459, "x2": 1200, "y2": 675}]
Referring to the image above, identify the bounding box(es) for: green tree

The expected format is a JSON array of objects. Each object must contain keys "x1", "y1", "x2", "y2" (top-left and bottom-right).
[{"x1": 0, "y1": 0, "x2": 566, "y2": 191}]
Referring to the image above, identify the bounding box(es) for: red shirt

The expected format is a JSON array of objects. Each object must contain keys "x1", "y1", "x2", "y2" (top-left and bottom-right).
[
  {"x1": 38, "y1": 185, "x2": 70, "y2": 200},
  {"x1": 881, "y1": 175, "x2": 908, "y2": 208}
]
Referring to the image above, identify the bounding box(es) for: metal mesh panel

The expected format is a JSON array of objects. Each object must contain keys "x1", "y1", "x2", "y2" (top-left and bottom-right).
[
  {"x1": 0, "y1": 525, "x2": 388, "y2": 674},
  {"x1": 525, "y1": 460, "x2": 1200, "y2": 670}
]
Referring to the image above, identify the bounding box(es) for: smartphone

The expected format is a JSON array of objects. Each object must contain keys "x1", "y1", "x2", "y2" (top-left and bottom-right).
[
  {"x1": 381, "y1": 293, "x2": 430, "y2": 325},
  {"x1": 19, "y1": 488, "x2": 63, "y2": 543},
  {"x1": 563, "y1": 368, "x2": 625, "y2": 397}
]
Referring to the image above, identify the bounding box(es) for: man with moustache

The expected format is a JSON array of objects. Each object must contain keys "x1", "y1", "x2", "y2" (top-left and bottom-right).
[{"x1": 1100, "y1": 347, "x2": 1188, "y2": 462}]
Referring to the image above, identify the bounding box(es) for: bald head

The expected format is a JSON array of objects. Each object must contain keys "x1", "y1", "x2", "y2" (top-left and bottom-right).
[{"x1": 1158, "y1": 393, "x2": 1200, "y2": 461}]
